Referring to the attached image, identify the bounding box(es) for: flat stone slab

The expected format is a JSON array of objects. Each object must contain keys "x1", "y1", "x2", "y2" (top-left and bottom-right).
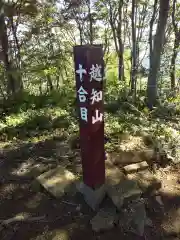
[
  {"x1": 107, "y1": 151, "x2": 143, "y2": 165},
  {"x1": 36, "y1": 166, "x2": 76, "y2": 198},
  {"x1": 124, "y1": 161, "x2": 148, "y2": 174},
  {"x1": 127, "y1": 169, "x2": 161, "y2": 193},
  {"x1": 119, "y1": 199, "x2": 147, "y2": 236},
  {"x1": 90, "y1": 207, "x2": 118, "y2": 232},
  {"x1": 139, "y1": 149, "x2": 155, "y2": 161},
  {"x1": 76, "y1": 182, "x2": 106, "y2": 211},
  {"x1": 107, "y1": 179, "x2": 142, "y2": 210}
]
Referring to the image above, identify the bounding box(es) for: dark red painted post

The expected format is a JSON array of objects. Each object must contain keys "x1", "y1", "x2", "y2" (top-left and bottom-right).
[{"x1": 73, "y1": 45, "x2": 105, "y2": 189}]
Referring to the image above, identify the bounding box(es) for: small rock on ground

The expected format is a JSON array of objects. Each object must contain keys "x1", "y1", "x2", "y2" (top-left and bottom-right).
[
  {"x1": 90, "y1": 207, "x2": 118, "y2": 232},
  {"x1": 123, "y1": 161, "x2": 148, "y2": 174},
  {"x1": 107, "y1": 151, "x2": 143, "y2": 165},
  {"x1": 127, "y1": 169, "x2": 161, "y2": 194},
  {"x1": 36, "y1": 166, "x2": 76, "y2": 198},
  {"x1": 76, "y1": 182, "x2": 106, "y2": 211},
  {"x1": 107, "y1": 179, "x2": 142, "y2": 210},
  {"x1": 119, "y1": 199, "x2": 147, "y2": 236}
]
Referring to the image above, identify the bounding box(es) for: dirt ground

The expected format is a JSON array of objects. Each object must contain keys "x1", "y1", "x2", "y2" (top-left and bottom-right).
[{"x1": 0, "y1": 138, "x2": 180, "y2": 240}]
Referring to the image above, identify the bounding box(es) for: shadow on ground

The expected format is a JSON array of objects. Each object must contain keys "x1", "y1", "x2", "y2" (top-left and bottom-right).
[{"x1": 0, "y1": 136, "x2": 180, "y2": 240}]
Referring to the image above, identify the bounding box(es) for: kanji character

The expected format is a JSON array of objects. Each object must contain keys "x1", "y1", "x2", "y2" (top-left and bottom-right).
[
  {"x1": 89, "y1": 64, "x2": 102, "y2": 82},
  {"x1": 78, "y1": 86, "x2": 88, "y2": 102},
  {"x1": 76, "y1": 64, "x2": 87, "y2": 81},
  {"x1": 92, "y1": 109, "x2": 103, "y2": 124},
  {"x1": 80, "y1": 107, "x2": 88, "y2": 122},
  {"x1": 90, "y1": 89, "x2": 102, "y2": 104}
]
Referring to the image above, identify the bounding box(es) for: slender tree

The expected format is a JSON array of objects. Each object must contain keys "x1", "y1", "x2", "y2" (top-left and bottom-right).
[
  {"x1": 147, "y1": 0, "x2": 170, "y2": 108},
  {"x1": 170, "y1": 0, "x2": 180, "y2": 90},
  {"x1": 0, "y1": 3, "x2": 22, "y2": 95},
  {"x1": 131, "y1": 0, "x2": 137, "y2": 94}
]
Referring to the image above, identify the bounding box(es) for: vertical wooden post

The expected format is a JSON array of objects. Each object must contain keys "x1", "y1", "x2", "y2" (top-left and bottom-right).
[{"x1": 73, "y1": 45, "x2": 105, "y2": 189}]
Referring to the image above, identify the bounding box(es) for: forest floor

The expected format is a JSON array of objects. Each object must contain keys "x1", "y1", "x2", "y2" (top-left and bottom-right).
[
  {"x1": 0, "y1": 93, "x2": 180, "y2": 240},
  {"x1": 0, "y1": 134, "x2": 180, "y2": 240}
]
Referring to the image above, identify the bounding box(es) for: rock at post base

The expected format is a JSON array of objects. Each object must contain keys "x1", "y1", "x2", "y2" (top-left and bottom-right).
[
  {"x1": 119, "y1": 199, "x2": 147, "y2": 236},
  {"x1": 76, "y1": 182, "x2": 106, "y2": 211},
  {"x1": 107, "y1": 179, "x2": 142, "y2": 210},
  {"x1": 36, "y1": 166, "x2": 76, "y2": 198},
  {"x1": 127, "y1": 169, "x2": 161, "y2": 193},
  {"x1": 90, "y1": 207, "x2": 118, "y2": 232}
]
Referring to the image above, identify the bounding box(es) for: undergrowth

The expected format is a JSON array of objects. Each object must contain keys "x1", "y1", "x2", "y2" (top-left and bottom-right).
[{"x1": 0, "y1": 86, "x2": 179, "y2": 162}]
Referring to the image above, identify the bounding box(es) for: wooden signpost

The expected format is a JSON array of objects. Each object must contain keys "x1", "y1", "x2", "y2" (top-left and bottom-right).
[{"x1": 73, "y1": 45, "x2": 105, "y2": 208}]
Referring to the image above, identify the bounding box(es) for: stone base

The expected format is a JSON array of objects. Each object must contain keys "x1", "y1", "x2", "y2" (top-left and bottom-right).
[
  {"x1": 90, "y1": 207, "x2": 118, "y2": 232},
  {"x1": 106, "y1": 179, "x2": 142, "y2": 210},
  {"x1": 76, "y1": 182, "x2": 106, "y2": 211}
]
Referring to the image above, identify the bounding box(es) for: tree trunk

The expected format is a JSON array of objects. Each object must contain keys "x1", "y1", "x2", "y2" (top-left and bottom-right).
[
  {"x1": 108, "y1": 0, "x2": 119, "y2": 55},
  {"x1": 108, "y1": 0, "x2": 125, "y2": 81},
  {"x1": 117, "y1": 0, "x2": 124, "y2": 81},
  {"x1": 103, "y1": 27, "x2": 110, "y2": 68},
  {"x1": 87, "y1": 0, "x2": 93, "y2": 44},
  {"x1": 109, "y1": 20, "x2": 118, "y2": 55},
  {"x1": 149, "y1": 0, "x2": 158, "y2": 64},
  {"x1": 10, "y1": 16, "x2": 23, "y2": 92},
  {"x1": 78, "y1": 22, "x2": 83, "y2": 45},
  {"x1": 0, "y1": 9, "x2": 14, "y2": 95},
  {"x1": 131, "y1": 0, "x2": 137, "y2": 95},
  {"x1": 170, "y1": 0, "x2": 180, "y2": 90},
  {"x1": 47, "y1": 74, "x2": 53, "y2": 91},
  {"x1": 0, "y1": 5, "x2": 23, "y2": 96},
  {"x1": 10, "y1": 16, "x2": 21, "y2": 68},
  {"x1": 170, "y1": 36, "x2": 179, "y2": 89},
  {"x1": 147, "y1": 0, "x2": 170, "y2": 109}
]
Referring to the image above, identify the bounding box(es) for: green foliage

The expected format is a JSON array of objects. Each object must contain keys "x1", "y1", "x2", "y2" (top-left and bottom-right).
[
  {"x1": 0, "y1": 89, "x2": 77, "y2": 142},
  {"x1": 0, "y1": 0, "x2": 179, "y2": 163},
  {"x1": 0, "y1": 87, "x2": 75, "y2": 116}
]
